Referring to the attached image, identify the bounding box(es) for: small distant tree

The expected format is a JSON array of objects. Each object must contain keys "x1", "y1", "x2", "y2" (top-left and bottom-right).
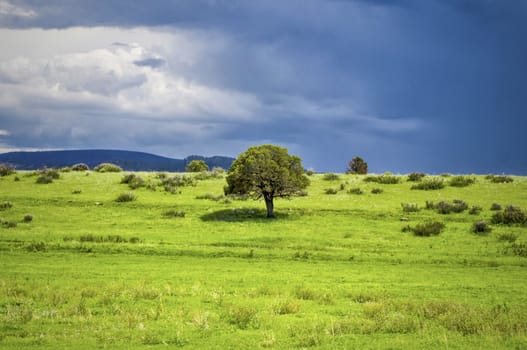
[
  {"x1": 347, "y1": 156, "x2": 368, "y2": 174},
  {"x1": 186, "y1": 160, "x2": 209, "y2": 172},
  {"x1": 225, "y1": 144, "x2": 310, "y2": 218}
]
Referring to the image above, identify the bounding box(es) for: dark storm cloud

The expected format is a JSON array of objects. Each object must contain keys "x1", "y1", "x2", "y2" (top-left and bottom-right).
[{"x1": 0, "y1": 0, "x2": 526, "y2": 173}]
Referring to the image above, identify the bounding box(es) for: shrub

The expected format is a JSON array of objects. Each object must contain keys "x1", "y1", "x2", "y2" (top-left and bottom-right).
[
  {"x1": 449, "y1": 176, "x2": 476, "y2": 187},
  {"x1": 407, "y1": 172, "x2": 426, "y2": 182},
  {"x1": 404, "y1": 221, "x2": 445, "y2": 236},
  {"x1": 272, "y1": 299, "x2": 300, "y2": 315},
  {"x1": 72, "y1": 189, "x2": 82, "y2": 194},
  {"x1": 472, "y1": 221, "x2": 491, "y2": 235},
  {"x1": 507, "y1": 242, "x2": 527, "y2": 257},
  {"x1": 1, "y1": 218, "x2": 17, "y2": 228},
  {"x1": 0, "y1": 201, "x2": 13, "y2": 210},
  {"x1": 348, "y1": 187, "x2": 363, "y2": 195},
  {"x1": 60, "y1": 167, "x2": 71, "y2": 172},
  {"x1": 163, "y1": 210, "x2": 185, "y2": 218},
  {"x1": 71, "y1": 163, "x2": 89, "y2": 171},
  {"x1": 401, "y1": 203, "x2": 420, "y2": 213},
  {"x1": 115, "y1": 192, "x2": 136, "y2": 202},
  {"x1": 347, "y1": 156, "x2": 368, "y2": 174},
  {"x1": 364, "y1": 175, "x2": 400, "y2": 184},
  {"x1": 411, "y1": 178, "x2": 444, "y2": 190},
  {"x1": 490, "y1": 203, "x2": 502, "y2": 211},
  {"x1": 36, "y1": 174, "x2": 54, "y2": 184},
  {"x1": 371, "y1": 188, "x2": 383, "y2": 194},
  {"x1": 0, "y1": 163, "x2": 15, "y2": 176},
  {"x1": 497, "y1": 233, "x2": 517, "y2": 243},
  {"x1": 491, "y1": 205, "x2": 527, "y2": 225},
  {"x1": 486, "y1": 174, "x2": 514, "y2": 183},
  {"x1": 325, "y1": 187, "x2": 339, "y2": 195},
  {"x1": 94, "y1": 163, "x2": 123, "y2": 173},
  {"x1": 14, "y1": 176, "x2": 20, "y2": 182},
  {"x1": 226, "y1": 305, "x2": 259, "y2": 329},
  {"x1": 23, "y1": 214, "x2": 33, "y2": 222},
  {"x1": 306, "y1": 169, "x2": 315, "y2": 176},
  {"x1": 323, "y1": 173, "x2": 340, "y2": 181},
  {"x1": 468, "y1": 206, "x2": 482, "y2": 215},
  {"x1": 120, "y1": 174, "x2": 145, "y2": 189},
  {"x1": 161, "y1": 175, "x2": 196, "y2": 194},
  {"x1": 196, "y1": 193, "x2": 225, "y2": 201}
]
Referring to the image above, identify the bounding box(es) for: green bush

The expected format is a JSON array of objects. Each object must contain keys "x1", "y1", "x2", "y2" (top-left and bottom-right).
[
  {"x1": 468, "y1": 206, "x2": 482, "y2": 215},
  {"x1": 196, "y1": 193, "x2": 225, "y2": 201},
  {"x1": 161, "y1": 175, "x2": 196, "y2": 194},
  {"x1": 325, "y1": 188, "x2": 339, "y2": 195},
  {"x1": 94, "y1": 163, "x2": 123, "y2": 173},
  {"x1": 36, "y1": 174, "x2": 54, "y2": 184},
  {"x1": 371, "y1": 188, "x2": 383, "y2": 194},
  {"x1": 425, "y1": 200, "x2": 468, "y2": 214},
  {"x1": 0, "y1": 163, "x2": 15, "y2": 176},
  {"x1": 490, "y1": 203, "x2": 502, "y2": 211},
  {"x1": 407, "y1": 172, "x2": 426, "y2": 182},
  {"x1": 0, "y1": 201, "x2": 13, "y2": 210},
  {"x1": 348, "y1": 187, "x2": 363, "y2": 195},
  {"x1": 404, "y1": 221, "x2": 445, "y2": 236},
  {"x1": 486, "y1": 175, "x2": 514, "y2": 183},
  {"x1": 71, "y1": 163, "x2": 90, "y2": 171},
  {"x1": 323, "y1": 173, "x2": 340, "y2": 181},
  {"x1": 163, "y1": 210, "x2": 186, "y2": 218},
  {"x1": 411, "y1": 178, "x2": 444, "y2": 190},
  {"x1": 306, "y1": 169, "x2": 315, "y2": 176},
  {"x1": 497, "y1": 233, "x2": 517, "y2": 243},
  {"x1": 23, "y1": 214, "x2": 33, "y2": 222},
  {"x1": 120, "y1": 173, "x2": 145, "y2": 189},
  {"x1": 491, "y1": 205, "x2": 526, "y2": 225},
  {"x1": 472, "y1": 221, "x2": 491, "y2": 235},
  {"x1": 115, "y1": 192, "x2": 136, "y2": 202},
  {"x1": 364, "y1": 175, "x2": 400, "y2": 184},
  {"x1": 449, "y1": 176, "x2": 476, "y2": 187},
  {"x1": 401, "y1": 203, "x2": 420, "y2": 213}
]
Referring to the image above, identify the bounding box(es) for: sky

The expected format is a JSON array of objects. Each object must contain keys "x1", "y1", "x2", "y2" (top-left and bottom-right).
[{"x1": 0, "y1": 0, "x2": 526, "y2": 174}]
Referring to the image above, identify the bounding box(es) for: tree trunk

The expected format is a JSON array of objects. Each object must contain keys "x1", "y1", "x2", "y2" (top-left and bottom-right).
[{"x1": 264, "y1": 195, "x2": 275, "y2": 218}]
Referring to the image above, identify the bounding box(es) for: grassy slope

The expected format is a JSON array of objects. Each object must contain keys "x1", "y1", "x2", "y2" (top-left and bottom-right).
[{"x1": 0, "y1": 171, "x2": 526, "y2": 349}]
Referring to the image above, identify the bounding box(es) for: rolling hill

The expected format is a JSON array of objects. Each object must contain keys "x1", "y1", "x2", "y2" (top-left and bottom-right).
[{"x1": 0, "y1": 149, "x2": 234, "y2": 171}]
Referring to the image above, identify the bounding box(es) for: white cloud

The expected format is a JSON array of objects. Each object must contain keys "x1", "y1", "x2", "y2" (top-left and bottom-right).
[
  {"x1": 0, "y1": 129, "x2": 10, "y2": 136},
  {"x1": 0, "y1": 0, "x2": 36, "y2": 18}
]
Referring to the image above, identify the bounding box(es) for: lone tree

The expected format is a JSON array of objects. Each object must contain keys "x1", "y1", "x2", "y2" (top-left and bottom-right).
[
  {"x1": 186, "y1": 159, "x2": 209, "y2": 172},
  {"x1": 347, "y1": 156, "x2": 368, "y2": 174},
  {"x1": 225, "y1": 144, "x2": 310, "y2": 218}
]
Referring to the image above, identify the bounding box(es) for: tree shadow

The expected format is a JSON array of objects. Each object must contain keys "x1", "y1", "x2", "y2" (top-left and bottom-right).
[{"x1": 200, "y1": 208, "x2": 290, "y2": 222}]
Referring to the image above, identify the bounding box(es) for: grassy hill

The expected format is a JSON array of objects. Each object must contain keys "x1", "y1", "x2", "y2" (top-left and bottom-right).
[{"x1": 0, "y1": 170, "x2": 526, "y2": 349}]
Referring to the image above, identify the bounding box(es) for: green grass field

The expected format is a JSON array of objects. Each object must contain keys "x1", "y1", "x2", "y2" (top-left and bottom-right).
[{"x1": 1, "y1": 170, "x2": 526, "y2": 349}]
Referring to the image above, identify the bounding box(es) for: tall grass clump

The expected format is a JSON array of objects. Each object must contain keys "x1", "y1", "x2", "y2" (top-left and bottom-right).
[
  {"x1": 411, "y1": 178, "x2": 444, "y2": 190},
  {"x1": 491, "y1": 205, "x2": 527, "y2": 225},
  {"x1": 401, "y1": 203, "x2": 420, "y2": 213},
  {"x1": 115, "y1": 192, "x2": 136, "y2": 202},
  {"x1": 486, "y1": 174, "x2": 514, "y2": 183},
  {"x1": 449, "y1": 176, "x2": 476, "y2": 187},
  {"x1": 403, "y1": 221, "x2": 445, "y2": 236},
  {"x1": 472, "y1": 221, "x2": 491, "y2": 235},
  {"x1": 407, "y1": 172, "x2": 426, "y2": 182},
  {"x1": 323, "y1": 173, "x2": 340, "y2": 181},
  {"x1": 426, "y1": 200, "x2": 468, "y2": 214},
  {"x1": 0, "y1": 201, "x2": 13, "y2": 211},
  {"x1": 161, "y1": 175, "x2": 196, "y2": 194},
  {"x1": 36, "y1": 168, "x2": 60, "y2": 184},
  {"x1": 0, "y1": 163, "x2": 16, "y2": 176},
  {"x1": 120, "y1": 173, "x2": 145, "y2": 189},
  {"x1": 364, "y1": 174, "x2": 400, "y2": 184},
  {"x1": 71, "y1": 163, "x2": 89, "y2": 171},
  {"x1": 94, "y1": 163, "x2": 123, "y2": 173}
]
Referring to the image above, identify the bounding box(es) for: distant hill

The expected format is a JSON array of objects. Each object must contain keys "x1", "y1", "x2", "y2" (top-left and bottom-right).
[{"x1": 0, "y1": 150, "x2": 235, "y2": 172}]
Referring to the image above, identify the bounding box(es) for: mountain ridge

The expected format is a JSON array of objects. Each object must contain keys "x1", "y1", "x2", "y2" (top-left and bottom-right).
[{"x1": 0, "y1": 149, "x2": 235, "y2": 171}]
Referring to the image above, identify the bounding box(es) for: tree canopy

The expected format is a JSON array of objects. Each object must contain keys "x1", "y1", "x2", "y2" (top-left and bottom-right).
[
  {"x1": 225, "y1": 144, "x2": 309, "y2": 218},
  {"x1": 186, "y1": 160, "x2": 209, "y2": 172},
  {"x1": 347, "y1": 156, "x2": 368, "y2": 174}
]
